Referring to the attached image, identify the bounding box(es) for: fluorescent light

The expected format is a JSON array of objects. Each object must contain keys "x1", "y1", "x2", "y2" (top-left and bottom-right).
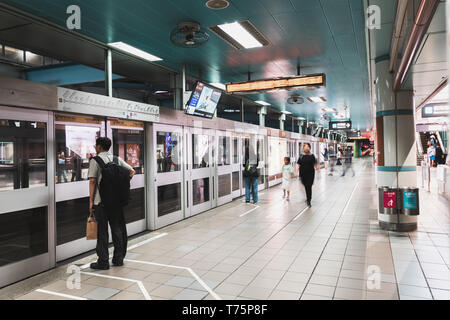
[
  {"x1": 210, "y1": 83, "x2": 226, "y2": 90},
  {"x1": 281, "y1": 110, "x2": 292, "y2": 114},
  {"x1": 255, "y1": 101, "x2": 270, "y2": 106},
  {"x1": 108, "y1": 42, "x2": 162, "y2": 62},
  {"x1": 155, "y1": 90, "x2": 168, "y2": 94},
  {"x1": 307, "y1": 96, "x2": 326, "y2": 103},
  {"x1": 297, "y1": 117, "x2": 306, "y2": 120},
  {"x1": 217, "y1": 22, "x2": 263, "y2": 49}
]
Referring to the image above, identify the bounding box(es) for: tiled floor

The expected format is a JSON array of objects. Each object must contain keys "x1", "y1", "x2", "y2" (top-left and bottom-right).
[{"x1": 3, "y1": 159, "x2": 449, "y2": 300}]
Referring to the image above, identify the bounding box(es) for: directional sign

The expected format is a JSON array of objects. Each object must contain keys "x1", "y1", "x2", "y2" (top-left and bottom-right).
[{"x1": 329, "y1": 121, "x2": 352, "y2": 130}]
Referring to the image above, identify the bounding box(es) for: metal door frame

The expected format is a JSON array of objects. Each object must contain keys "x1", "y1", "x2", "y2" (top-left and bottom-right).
[{"x1": 0, "y1": 106, "x2": 55, "y2": 288}]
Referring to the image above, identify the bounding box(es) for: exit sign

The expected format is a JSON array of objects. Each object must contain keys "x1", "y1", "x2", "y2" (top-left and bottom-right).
[{"x1": 329, "y1": 121, "x2": 352, "y2": 130}]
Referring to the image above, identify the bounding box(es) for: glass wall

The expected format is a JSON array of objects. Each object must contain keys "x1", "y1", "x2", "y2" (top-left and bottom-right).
[
  {"x1": 0, "y1": 207, "x2": 48, "y2": 267},
  {"x1": 157, "y1": 131, "x2": 181, "y2": 173},
  {"x1": 112, "y1": 125, "x2": 145, "y2": 174},
  {"x1": 0, "y1": 119, "x2": 46, "y2": 191},
  {"x1": 193, "y1": 178, "x2": 210, "y2": 205},
  {"x1": 158, "y1": 183, "x2": 181, "y2": 217},
  {"x1": 218, "y1": 174, "x2": 231, "y2": 197},
  {"x1": 192, "y1": 134, "x2": 210, "y2": 169},
  {"x1": 232, "y1": 137, "x2": 239, "y2": 164},
  {"x1": 217, "y1": 136, "x2": 230, "y2": 166},
  {"x1": 55, "y1": 114, "x2": 102, "y2": 183}
]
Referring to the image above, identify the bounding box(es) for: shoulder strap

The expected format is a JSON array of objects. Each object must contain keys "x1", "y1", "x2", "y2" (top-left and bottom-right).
[
  {"x1": 113, "y1": 156, "x2": 119, "y2": 165},
  {"x1": 92, "y1": 156, "x2": 106, "y2": 169}
]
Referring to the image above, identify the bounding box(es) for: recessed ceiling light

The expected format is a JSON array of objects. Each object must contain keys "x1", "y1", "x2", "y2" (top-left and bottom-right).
[
  {"x1": 210, "y1": 20, "x2": 270, "y2": 50},
  {"x1": 307, "y1": 96, "x2": 327, "y2": 103},
  {"x1": 108, "y1": 42, "x2": 162, "y2": 62},
  {"x1": 255, "y1": 101, "x2": 270, "y2": 106},
  {"x1": 217, "y1": 22, "x2": 262, "y2": 49}
]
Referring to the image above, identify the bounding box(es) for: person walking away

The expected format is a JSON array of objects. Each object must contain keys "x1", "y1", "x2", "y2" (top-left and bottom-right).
[
  {"x1": 297, "y1": 143, "x2": 318, "y2": 207},
  {"x1": 336, "y1": 148, "x2": 343, "y2": 166},
  {"x1": 341, "y1": 147, "x2": 355, "y2": 177},
  {"x1": 427, "y1": 141, "x2": 436, "y2": 167},
  {"x1": 328, "y1": 146, "x2": 336, "y2": 176},
  {"x1": 322, "y1": 147, "x2": 329, "y2": 171},
  {"x1": 88, "y1": 137, "x2": 135, "y2": 270},
  {"x1": 282, "y1": 157, "x2": 294, "y2": 201}
]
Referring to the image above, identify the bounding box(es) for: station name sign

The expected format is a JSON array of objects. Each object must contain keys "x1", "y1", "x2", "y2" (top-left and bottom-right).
[
  {"x1": 226, "y1": 74, "x2": 326, "y2": 94},
  {"x1": 57, "y1": 88, "x2": 160, "y2": 122},
  {"x1": 329, "y1": 121, "x2": 352, "y2": 130}
]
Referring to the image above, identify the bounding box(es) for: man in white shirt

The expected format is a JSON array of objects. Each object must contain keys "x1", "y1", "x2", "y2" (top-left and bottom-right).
[{"x1": 88, "y1": 137, "x2": 135, "y2": 270}]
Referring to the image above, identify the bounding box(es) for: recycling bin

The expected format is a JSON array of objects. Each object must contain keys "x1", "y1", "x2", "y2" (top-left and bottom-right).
[
  {"x1": 400, "y1": 188, "x2": 420, "y2": 216},
  {"x1": 378, "y1": 186, "x2": 399, "y2": 215}
]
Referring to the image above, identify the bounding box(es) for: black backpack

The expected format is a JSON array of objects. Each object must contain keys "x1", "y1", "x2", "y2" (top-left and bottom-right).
[{"x1": 92, "y1": 156, "x2": 131, "y2": 208}]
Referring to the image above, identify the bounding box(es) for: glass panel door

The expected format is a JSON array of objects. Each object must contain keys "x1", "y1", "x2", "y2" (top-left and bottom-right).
[
  {"x1": 231, "y1": 135, "x2": 242, "y2": 199},
  {"x1": 216, "y1": 130, "x2": 233, "y2": 206},
  {"x1": 54, "y1": 113, "x2": 105, "y2": 262},
  {"x1": 153, "y1": 124, "x2": 184, "y2": 229},
  {"x1": 186, "y1": 127, "x2": 213, "y2": 216},
  {"x1": 108, "y1": 119, "x2": 146, "y2": 235},
  {"x1": 257, "y1": 136, "x2": 266, "y2": 191},
  {"x1": 0, "y1": 106, "x2": 53, "y2": 288}
]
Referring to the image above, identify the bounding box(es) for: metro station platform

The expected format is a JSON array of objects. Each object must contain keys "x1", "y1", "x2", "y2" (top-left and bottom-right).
[{"x1": 1, "y1": 159, "x2": 448, "y2": 301}]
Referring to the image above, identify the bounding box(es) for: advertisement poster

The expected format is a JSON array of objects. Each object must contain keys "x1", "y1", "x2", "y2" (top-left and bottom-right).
[
  {"x1": 65, "y1": 126, "x2": 99, "y2": 159},
  {"x1": 186, "y1": 82, "x2": 222, "y2": 117},
  {"x1": 126, "y1": 144, "x2": 140, "y2": 168}
]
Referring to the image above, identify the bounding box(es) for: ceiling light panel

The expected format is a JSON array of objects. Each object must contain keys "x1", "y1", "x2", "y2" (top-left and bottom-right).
[
  {"x1": 209, "y1": 20, "x2": 270, "y2": 50},
  {"x1": 108, "y1": 42, "x2": 162, "y2": 62}
]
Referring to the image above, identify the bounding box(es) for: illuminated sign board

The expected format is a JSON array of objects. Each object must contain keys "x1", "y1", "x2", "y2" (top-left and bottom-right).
[
  {"x1": 226, "y1": 74, "x2": 325, "y2": 93},
  {"x1": 422, "y1": 103, "x2": 449, "y2": 118},
  {"x1": 329, "y1": 121, "x2": 352, "y2": 130}
]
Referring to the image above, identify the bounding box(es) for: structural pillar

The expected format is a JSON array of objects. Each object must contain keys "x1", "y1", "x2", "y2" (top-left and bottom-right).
[
  {"x1": 105, "y1": 49, "x2": 113, "y2": 97},
  {"x1": 375, "y1": 56, "x2": 417, "y2": 231},
  {"x1": 258, "y1": 106, "x2": 267, "y2": 127},
  {"x1": 279, "y1": 114, "x2": 286, "y2": 131},
  {"x1": 172, "y1": 65, "x2": 186, "y2": 110}
]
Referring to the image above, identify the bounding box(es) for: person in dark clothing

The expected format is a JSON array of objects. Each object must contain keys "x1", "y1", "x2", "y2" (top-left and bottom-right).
[
  {"x1": 297, "y1": 143, "x2": 318, "y2": 207},
  {"x1": 243, "y1": 141, "x2": 259, "y2": 204},
  {"x1": 435, "y1": 145, "x2": 444, "y2": 165}
]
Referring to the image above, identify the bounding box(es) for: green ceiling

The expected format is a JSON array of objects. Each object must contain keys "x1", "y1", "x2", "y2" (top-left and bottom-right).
[{"x1": 2, "y1": 0, "x2": 378, "y2": 130}]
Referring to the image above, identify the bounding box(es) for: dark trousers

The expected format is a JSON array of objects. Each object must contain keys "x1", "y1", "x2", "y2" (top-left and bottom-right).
[
  {"x1": 301, "y1": 173, "x2": 315, "y2": 202},
  {"x1": 94, "y1": 204, "x2": 127, "y2": 265}
]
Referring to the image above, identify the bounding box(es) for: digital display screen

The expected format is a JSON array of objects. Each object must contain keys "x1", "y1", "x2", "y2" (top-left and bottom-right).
[{"x1": 185, "y1": 82, "x2": 222, "y2": 119}]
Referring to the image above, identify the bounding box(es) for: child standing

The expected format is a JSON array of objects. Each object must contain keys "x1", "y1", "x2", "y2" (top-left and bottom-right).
[{"x1": 282, "y1": 157, "x2": 294, "y2": 201}]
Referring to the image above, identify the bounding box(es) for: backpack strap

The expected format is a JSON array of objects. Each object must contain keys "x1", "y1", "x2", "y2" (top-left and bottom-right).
[
  {"x1": 113, "y1": 156, "x2": 119, "y2": 165},
  {"x1": 92, "y1": 156, "x2": 106, "y2": 169}
]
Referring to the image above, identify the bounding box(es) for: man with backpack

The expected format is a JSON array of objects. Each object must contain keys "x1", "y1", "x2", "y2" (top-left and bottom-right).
[{"x1": 88, "y1": 137, "x2": 135, "y2": 270}]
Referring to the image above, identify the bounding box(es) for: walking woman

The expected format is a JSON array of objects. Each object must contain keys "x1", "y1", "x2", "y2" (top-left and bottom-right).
[{"x1": 297, "y1": 143, "x2": 318, "y2": 207}]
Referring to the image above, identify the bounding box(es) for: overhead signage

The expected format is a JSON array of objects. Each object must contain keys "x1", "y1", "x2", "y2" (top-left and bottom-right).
[
  {"x1": 329, "y1": 121, "x2": 352, "y2": 130},
  {"x1": 422, "y1": 103, "x2": 449, "y2": 118},
  {"x1": 226, "y1": 74, "x2": 325, "y2": 94},
  {"x1": 57, "y1": 88, "x2": 160, "y2": 122}
]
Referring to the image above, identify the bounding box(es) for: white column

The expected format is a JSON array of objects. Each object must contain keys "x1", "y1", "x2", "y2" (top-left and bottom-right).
[{"x1": 375, "y1": 57, "x2": 417, "y2": 232}]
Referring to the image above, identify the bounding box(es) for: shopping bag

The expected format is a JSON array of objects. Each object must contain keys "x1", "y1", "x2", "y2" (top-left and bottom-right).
[{"x1": 86, "y1": 213, "x2": 98, "y2": 240}]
